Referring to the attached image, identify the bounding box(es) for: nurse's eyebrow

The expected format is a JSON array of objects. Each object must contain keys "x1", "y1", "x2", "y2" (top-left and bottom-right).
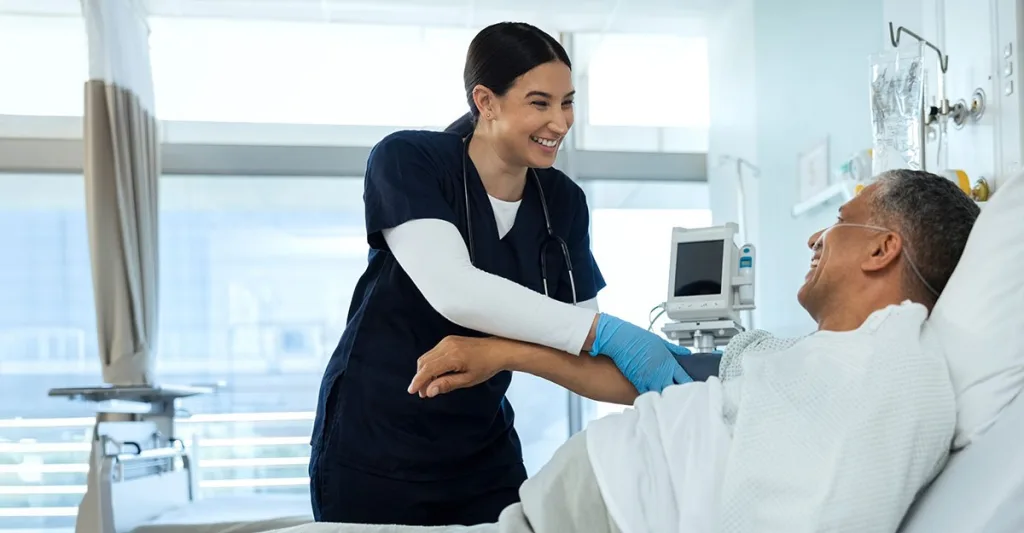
[{"x1": 525, "y1": 90, "x2": 576, "y2": 100}]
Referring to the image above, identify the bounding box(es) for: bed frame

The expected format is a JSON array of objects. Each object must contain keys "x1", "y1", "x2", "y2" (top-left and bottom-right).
[{"x1": 49, "y1": 386, "x2": 207, "y2": 533}]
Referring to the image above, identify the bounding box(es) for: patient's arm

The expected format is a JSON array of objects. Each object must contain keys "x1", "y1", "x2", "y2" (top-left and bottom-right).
[{"x1": 408, "y1": 335, "x2": 639, "y2": 405}]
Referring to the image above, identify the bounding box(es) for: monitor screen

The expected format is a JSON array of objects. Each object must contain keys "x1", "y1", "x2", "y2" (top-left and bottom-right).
[{"x1": 673, "y1": 240, "x2": 725, "y2": 297}]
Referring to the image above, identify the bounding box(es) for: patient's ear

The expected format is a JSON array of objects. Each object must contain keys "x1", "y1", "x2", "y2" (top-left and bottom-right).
[{"x1": 861, "y1": 232, "x2": 902, "y2": 273}]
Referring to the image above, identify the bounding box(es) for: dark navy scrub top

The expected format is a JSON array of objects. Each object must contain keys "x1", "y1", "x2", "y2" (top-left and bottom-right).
[{"x1": 310, "y1": 129, "x2": 606, "y2": 483}]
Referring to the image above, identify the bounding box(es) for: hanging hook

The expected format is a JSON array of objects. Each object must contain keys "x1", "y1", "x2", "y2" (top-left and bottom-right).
[
  {"x1": 888, "y1": 22, "x2": 949, "y2": 73},
  {"x1": 717, "y1": 155, "x2": 761, "y2": 177}
]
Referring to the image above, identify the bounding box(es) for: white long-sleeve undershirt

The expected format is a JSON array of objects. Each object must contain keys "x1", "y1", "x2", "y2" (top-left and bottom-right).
[{"x1": 382, "y1": 217, "x2": 599, "y2": 355}]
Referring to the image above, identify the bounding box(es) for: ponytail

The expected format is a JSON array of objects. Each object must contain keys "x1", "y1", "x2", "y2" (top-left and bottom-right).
[{"x1": 444, "y1": 112, "x2": 476, "y2": 137}]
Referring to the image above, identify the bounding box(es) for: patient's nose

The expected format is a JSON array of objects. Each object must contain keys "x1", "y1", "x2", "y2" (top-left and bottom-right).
[{"x1": 808, "y1": 229, "x2": 824, "y2": 250}]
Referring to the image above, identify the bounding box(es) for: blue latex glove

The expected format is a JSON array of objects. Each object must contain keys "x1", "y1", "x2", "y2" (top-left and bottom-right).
[{"x1": 589, "y1": 313, "x2": 693, "y2": 393}]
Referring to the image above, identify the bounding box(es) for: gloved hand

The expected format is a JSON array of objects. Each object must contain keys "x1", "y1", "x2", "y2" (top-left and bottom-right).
[{"x1": 588, "y1": 313, "x2": 693, "y2": 393}]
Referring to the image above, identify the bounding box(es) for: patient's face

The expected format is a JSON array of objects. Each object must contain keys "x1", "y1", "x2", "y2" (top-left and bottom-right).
[{"x1": 797, "y1": 185, "x2": 878, "y2": 318}]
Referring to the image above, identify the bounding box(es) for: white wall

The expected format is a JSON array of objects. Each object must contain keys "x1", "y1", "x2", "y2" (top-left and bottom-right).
[
  {"x1": 707, "y1": 0, "x2": 758, "y2": 244},
  {"x1": 941, "y1": 0, "x2": 997, "y2": 183},
  {"x1": 709, "y1": 0, "x2": 884, "y2": 336},
  {"x1": 883, "y1": 0, "x2": 935, "y2": 48},
  {"x1": 992, "y1": 0, "x2": 1024, "y2": 186}
]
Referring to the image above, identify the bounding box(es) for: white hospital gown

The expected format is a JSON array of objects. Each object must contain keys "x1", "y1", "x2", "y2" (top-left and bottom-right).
[{"x1": 715, "y1": 301, "x2": 957, "y2": 533}]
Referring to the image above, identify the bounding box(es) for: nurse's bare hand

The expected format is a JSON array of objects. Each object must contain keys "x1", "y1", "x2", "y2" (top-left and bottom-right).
[{"x1": 408, "y1": 336, "x2": 512, "y2": 398}]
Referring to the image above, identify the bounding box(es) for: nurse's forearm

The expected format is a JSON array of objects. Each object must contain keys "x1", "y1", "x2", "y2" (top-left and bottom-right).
[
  {"x1": 384, "y1": 219, "x2": 598, "y2": 355},
  {"x1": 501, "y1": 340, "x2": 638, "y2": 405}
]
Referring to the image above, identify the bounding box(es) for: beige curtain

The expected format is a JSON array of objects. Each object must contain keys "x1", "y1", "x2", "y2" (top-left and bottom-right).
[
  {"x1": 82, "y1": 0, "x2": 160, "y2": 386},
  {"x1": 76, "y1": 2, "x2": 160, "y2": 530}
]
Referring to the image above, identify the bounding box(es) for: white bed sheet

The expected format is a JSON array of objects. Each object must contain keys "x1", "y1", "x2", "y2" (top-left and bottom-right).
[
  {"x1": 899, "y1": 390, "x2": 1024, "y2": 533},
  {"x1": 131, "y1": 495, "x2": 312, "y2": 533}
]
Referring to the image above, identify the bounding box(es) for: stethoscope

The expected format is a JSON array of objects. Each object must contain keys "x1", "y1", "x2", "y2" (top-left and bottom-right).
[{"x1": 461, "y1": 134, "x2": 578, "y2": 305}]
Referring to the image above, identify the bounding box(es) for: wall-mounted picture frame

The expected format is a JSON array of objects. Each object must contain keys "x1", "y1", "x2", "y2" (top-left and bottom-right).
[{"x1": 797, "y1": 137, "x2": 830, "y2": 202}]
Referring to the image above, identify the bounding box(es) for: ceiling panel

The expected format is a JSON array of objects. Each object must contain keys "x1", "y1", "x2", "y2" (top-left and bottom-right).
[
  {"x1": 143, "y1": 0, "x2": 717, "y2": 33},
  {"x1": 0, "y1": 0, "x2": 720, "y2": 33}
]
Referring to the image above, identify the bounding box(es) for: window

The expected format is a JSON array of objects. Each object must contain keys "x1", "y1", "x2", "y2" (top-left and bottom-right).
[
  {"x1": 0, "y1": 174, "x2": 99, "y2": 382},
  {"x1": 0, "y1": 174, "x2": 98, "y2": 531},
  {"x1": 156, "y1": 176, "x2": 366, "y2": 401},
  {"x1": 0, "y1": 14, "x2": 88, "y2": 117},
  {"x1": 582, "y1": 180, "x2": 712, "y2": 421},
  {"x1": 148, "y1": 19, "x2": 475, "y2": 130},
  {"x1": 573, "y1": 33, "x2": 709, "y2": 153},
  {"x1": 582, "y1": 33, "x2": 709, "y2": 127},
  {"x1": 508, "y1": 375, "x2": 570, "y2": 476},
  {"x1": 146, "y1": 175, "x2": 365, "y2": 504}
]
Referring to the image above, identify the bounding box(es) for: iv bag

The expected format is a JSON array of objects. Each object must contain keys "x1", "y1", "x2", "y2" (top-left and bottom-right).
[{"x1": 869, "y1": 45, "x2": 925, "y2": 176}]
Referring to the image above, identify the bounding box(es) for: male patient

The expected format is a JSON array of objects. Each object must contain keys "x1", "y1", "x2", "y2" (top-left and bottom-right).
[{"x1": 320, "y1": 170, "x2": 979, "y2": 533}]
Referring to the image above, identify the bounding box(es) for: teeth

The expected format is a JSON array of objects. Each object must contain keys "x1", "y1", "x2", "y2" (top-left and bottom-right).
[
  {"x1": 810, "y1": 260, "x2": 820, "y2": 268},
  {"x1": 531, "y1": 136, "x2": 558, "y2": 148}
]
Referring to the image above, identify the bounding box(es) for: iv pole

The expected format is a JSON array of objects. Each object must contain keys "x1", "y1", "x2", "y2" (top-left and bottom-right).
[
  {"x1": 885, "y1": 22, "x2": 988, "y2": 198},
  {"x1": 718, "y1": 155, "x2": 759, "y2": 244},
  {"x1": 717, "y1": 155, "x2": 759, "y2": 330}
]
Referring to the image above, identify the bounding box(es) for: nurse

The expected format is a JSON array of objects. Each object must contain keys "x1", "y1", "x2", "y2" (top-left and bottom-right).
[{"x1": 309, "y1": 21, "x2": 692, "y2": 527}]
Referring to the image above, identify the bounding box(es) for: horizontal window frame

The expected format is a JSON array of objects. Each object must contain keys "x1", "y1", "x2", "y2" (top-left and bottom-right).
[{"x1": 0, "y1": 116, "x2": 707, "y2": 182}]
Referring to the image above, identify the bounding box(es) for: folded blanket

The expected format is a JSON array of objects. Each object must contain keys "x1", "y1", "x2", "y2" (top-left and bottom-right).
[{"x1": 586, "y1": 378, "x2": 732, "y2": 533}]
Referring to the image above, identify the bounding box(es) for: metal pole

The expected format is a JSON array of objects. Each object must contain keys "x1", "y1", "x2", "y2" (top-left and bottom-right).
[{"x1": 562, "y1": 30, "x2": 586, "y2": 437}]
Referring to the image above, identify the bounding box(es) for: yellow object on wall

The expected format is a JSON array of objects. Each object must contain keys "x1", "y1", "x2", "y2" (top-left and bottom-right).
[{"x1": 938, "y1": 170, "x2": 972, "y2": 195}]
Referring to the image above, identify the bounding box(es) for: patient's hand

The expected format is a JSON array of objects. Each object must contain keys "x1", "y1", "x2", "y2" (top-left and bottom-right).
[{"x1": 407, "y1": 336, "x2": 511, "y2": 398}]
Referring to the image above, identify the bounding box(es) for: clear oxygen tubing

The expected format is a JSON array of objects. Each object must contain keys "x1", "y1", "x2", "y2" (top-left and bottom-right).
[{"x1": 813, "y1": 223, "x2": 939, "y2": 298}]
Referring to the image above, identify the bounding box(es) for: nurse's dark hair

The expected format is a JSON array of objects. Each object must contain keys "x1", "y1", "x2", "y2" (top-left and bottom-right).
[{"x1": 444, "y1": 22, "x2": 570, "y2": 137}]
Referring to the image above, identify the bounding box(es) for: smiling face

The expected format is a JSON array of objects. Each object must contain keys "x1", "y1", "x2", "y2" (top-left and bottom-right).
[
  {"x1": 797, "y1": 183, "x2": 890, "y2": 321},
  {"x1": 472, "y1": 60, "x2": 575, "y2": 169}
]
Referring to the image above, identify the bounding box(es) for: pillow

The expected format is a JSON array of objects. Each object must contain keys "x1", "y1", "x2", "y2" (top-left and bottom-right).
[{"x1": 927, "y1": 171, "x2": 1024, "y2": 449}]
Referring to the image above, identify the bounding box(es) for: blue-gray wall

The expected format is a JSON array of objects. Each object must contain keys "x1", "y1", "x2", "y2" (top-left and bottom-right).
[{"x1": 710, "y1": 0, "x2": 884, "y2": 336}]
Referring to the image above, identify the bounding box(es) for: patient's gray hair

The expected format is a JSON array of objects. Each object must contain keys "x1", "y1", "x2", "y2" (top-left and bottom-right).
[{"x1": 870, "y1": 169, "x2": 980, "y2": 307}]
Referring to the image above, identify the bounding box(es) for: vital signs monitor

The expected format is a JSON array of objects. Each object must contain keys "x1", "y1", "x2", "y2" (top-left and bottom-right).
[{"x1": 663, "y1": 223, "x2": 755, "y2": 354}]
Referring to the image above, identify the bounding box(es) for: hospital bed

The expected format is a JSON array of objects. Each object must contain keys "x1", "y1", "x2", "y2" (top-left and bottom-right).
[
  {"x1": 898, "y1": 390, "x2": 1024, "y2": 532},
  {"x1": 48, "y1": 385, "x2": 314, "y2": 533},
  {"x1": 57, "y1": 354, "x2": 1023, "y2": 533}
]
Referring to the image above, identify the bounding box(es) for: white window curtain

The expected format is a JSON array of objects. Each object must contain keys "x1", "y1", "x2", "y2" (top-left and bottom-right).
[{"x1": 82, "y1": 0, "x2": 160, "y2": 386}]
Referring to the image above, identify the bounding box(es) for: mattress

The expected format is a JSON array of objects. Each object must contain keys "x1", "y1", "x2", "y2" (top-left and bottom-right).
[{"x1": 132, "y1": 495, "x2": 313, "y2": 533}]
